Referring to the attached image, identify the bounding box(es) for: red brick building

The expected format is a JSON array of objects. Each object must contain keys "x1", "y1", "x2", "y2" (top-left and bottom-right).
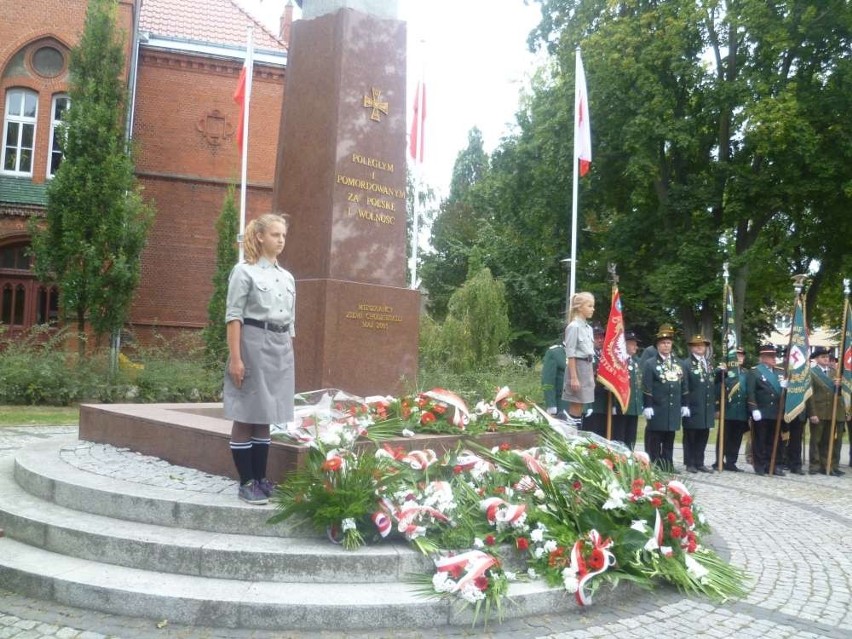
[{"x1": 0, "y1": 0, "x2": 291, "y2": 338}]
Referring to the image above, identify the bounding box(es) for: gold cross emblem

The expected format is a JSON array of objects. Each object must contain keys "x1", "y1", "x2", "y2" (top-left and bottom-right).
[{"x1": 363, "y1": 87, "x2": 389, "y2": 122}]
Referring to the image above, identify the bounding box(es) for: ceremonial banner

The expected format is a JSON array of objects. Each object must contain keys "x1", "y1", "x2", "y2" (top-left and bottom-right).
[
  {"x1": 574, "y1": 50, "x2": 592, "y2": 177},
  {"x1": 723, "y1": 284, "x2": 739, "y2": 368},
  {"x1": 783, "y1": 296, "x2": 812, "y2": 422},
  {"x1": 842, "y1": 300, "x2": 852, "y2": 413},
  {"x1": 596, "y1": 287, "x2": 630, "y2": 412},
  {"x1": 409, "y1": 81, "x2": 426, "y2": 163}
]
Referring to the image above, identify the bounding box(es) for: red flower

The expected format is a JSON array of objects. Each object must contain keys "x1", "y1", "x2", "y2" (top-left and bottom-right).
[
  {"x1": 632, "y1": 478, "x2": 645, "y2": 490},
  {"x1": 499, "y1": 441, "x2": 511, "y2": 452},
  {"x1": 650, "y1": 497, "x2": 662, "y2": 508},
  {"x1": 401, "y1": 406, "x2": 411, "y2": 418},
  {"x1": 433, "y1": 403, "x2": 447, "y2": 415},
  {"x1": 602, "y1": 458, "x2": 614, "y2": 470},
  {"x1": 417, "y1": 396, "x2": 428, "y2": 408},
  {"x1": 572, "y1": 481, "x2": 583, "y2": 491},
  {"x1": 516, "y1": 537, "x2": 530, "y2": 551},
  {"x1": 687, "y1": 542, "x2": 697, "y2": 553},
  {"x1": 485, "y1": 535, "x2": 496, "y2": 546},
  {"x1": 653, "y1": 481, "x2": 664, "y2": 490},
  {"x1": 449, "y1": 565, "x2": 463, "y2": 579},
  {"x1": 587, "y1": 548, "x2": 605, "y2": 571},
  {"x1": 588, "y1": 444, "x2": 598, "y2": 450},
  {"x1": 670, "y1": 525, "x2": 683, "y2": 539},
  {"x1": 680, "y1": 495, "x2": 693, "y2": 506},
  {"x1": 420, "y1": 412, "x2": 436, "y2": 425},
  {"x1": 473, "y1": 575, "x2": 489, "y2": 591},
  {"x1": 321, "y1": 457, "x2": 342, "y2": 472},
  {"x1": 666, "y1": 512, "x2": 677, "y2": 523},
  {"x1": 453, "y1": 465, "x2": 464, "y2": 475}
]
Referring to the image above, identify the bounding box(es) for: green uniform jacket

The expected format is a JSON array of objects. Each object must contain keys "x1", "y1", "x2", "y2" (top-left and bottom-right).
[
  {"x1": 723, "y1": 368, "x2": 748, "y2": 422},
  {"x1": 642, "y1": 354, "x2": 688, "y2": 432},
  {"x1": 806, "y1": 366, "x2": 837, "y2": 421},
  {"x1": 682, "y1": 355, "x2": 716, "y2": 429},
  {"x1": 614, "y1": 354, "x2": 643, "y2": 416},
  {"x1": 541, "y1": 344, "x2": 568, "y2": 413},
  {"x1": 747, "y1": 363, "x2": 783, "y2": 420}
]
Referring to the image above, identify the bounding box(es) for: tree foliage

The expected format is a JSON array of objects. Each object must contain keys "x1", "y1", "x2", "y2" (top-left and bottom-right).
[
  {"x1": 203, "y1": 185, "x2": 239, "y2": 367},
  {"x1": 423, "y1": 0, "x2": 851, "y2": 355},
  {"x1": 30, "y1": 0, "x2": 152, "y2": 351}
]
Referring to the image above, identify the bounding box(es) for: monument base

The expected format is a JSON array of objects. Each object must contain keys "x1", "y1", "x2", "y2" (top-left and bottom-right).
[{"x1": 295, "y1": 278, "x2": 419, "y2": 396}]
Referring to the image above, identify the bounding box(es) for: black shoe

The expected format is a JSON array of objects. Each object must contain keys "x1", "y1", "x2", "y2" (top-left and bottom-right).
[
  {"x1": 829, "y1": 469, "x2": 844, "y2": 477},
  {"x1": 724, "y1": 465, "x2": 743, "y2": 472},
  {"x1": 791, "y1": 468, "x2": 806, "y2": 476},
  {"x1": 773, "y1": 467, "x2": 785, "y2": 476},
  {"x1": 686, "y1": 466, "x2": 698, "y2": 474},
  {"x1": 808, "y1": 469, "x2": 820, "y2": 475},
  {"x1": 696, "y1": 465, "x2": 713, "y2": 473},
  {"x1": 755, "y1": 467, "x2": 766, "y2": 476}
]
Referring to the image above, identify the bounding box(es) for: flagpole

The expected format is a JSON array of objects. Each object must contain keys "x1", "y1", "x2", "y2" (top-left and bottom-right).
[
  {"x1": 569, "y1": 49, "x2": 581, "y2": 300},
  {"x1": 718, "y1": 263, "x2": 729, "y2": 473},
  {"x1": 238, "y1": 27, "x2": 254, "y2": 263},
  {"x1": 770, "y1": 274, "x2": 807, "y2": 475},
  {"x1": 826, "y1": 279, "x2": 850, "y2": 473}
]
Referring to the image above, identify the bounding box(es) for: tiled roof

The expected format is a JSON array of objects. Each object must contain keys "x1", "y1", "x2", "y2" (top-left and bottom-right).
[
  {"x1": 0, "y1": 175, "x2": 48, "y2": 207},
  {"x1": 139, "y1": 0, "x2": 286, "y2": 52}
]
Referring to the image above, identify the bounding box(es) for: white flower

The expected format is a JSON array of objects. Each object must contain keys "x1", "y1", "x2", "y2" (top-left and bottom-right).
[
  {"x1": 534, "y1": 548, "x2": 545, "y2": 559},
  {"x1": 684, "y1": 555, "x2": 709, "y2": 582},
  {"x1": 561, "y1": 568, "x2": 579, "y2": 593},
  {"x1": 401, "y1": 428, "x2": 415, "y2": 437},
  {"x1": 543, "y1": 539, "x2": 558, "y2": 553},
  {"x1": 341, "y1": 518, "x2": 357, "y2": 532},
  {"x1": 460, "y1": 583, "x2": 486, "y2": 603},
  {"x1": 644, "y1": 536, "x2": 660, "y2": 552},
  {"x1": 432, "y1": 571, "x2": 456, "y2": 593},
  {"x1": 527, "y1": 568, "x2": 538, "y2": 579},
  {"x1": 374, "y1": 448, "x2": 394, "y2": 460},
  {"x1": 533, "y1": 489, "x2": 546, "y2": 501},
  {"x1": 660, "y1": 545, "x2": 674, "y2": 557},
  {"x1": 504, "y1": 571, "x2": 517, "y2": 581},
  {"x1": 473, "y1": 537, "x2": 484, "y2": 549},
  {"x1": 630, "y1": 519, "x2": 649, "y2": 532},
  {"x1": 602, "y1": 484, "x2": 628, "y2": 510}
]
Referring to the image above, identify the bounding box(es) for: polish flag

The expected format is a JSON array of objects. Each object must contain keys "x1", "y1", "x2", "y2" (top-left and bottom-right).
[
  {"x1": 233, "y1": 65, "x2": 247, "y2": 153},
  {"x1": 574, "y1": 51, "x2": 592, "y2": 177},
  {"x1": 409, "y1": 81, "x2": 426, "y2": 164}
]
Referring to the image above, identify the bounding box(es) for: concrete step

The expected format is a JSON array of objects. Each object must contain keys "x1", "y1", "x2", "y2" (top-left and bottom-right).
[
  {"x1": 13, "y1": 437, "x2": 307, "y2": 537},
  {"x1": 0, "y1": 457, "x2": 431, "y2": 583},
  {"x1": 0, "y1": 537, "x2": 570, "y2": 630}
]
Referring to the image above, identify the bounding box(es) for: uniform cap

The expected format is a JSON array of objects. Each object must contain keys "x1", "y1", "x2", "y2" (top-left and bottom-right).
[
  {"x1": 655, "y1": 324, "x2": 676, "y2": 342},
  {"x1": 758, "y1": 343, "x2": 777, "y2": 355},
  {"x1": 809, "y1": 345, "x2": 831, "y2": 359},
  {"x1": 687, "y1": 334, "x2": 711, "y2": 346}
]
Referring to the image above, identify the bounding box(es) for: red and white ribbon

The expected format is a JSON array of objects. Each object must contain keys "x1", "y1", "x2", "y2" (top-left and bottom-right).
[
  {"x1": 423, "y1": 388, "x2": 470, "y2": 428},
  {"x1": 401, "y1": 449, "x2": 438, "y2": 470},
  {"x1": 480, "y1": 497, "x2": 527, "y2": 525},
  {"x1": 572, "y1": 530, "x2": 616, "y2": 606},
  {"x1": 435, "y1": 550, "x2": 497, "y2": 592}
]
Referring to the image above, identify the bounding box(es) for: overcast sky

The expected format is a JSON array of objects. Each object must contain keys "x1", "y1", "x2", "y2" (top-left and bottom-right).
[{"x1": 240, "y1": 0, "x2": 543, "y2": 198}]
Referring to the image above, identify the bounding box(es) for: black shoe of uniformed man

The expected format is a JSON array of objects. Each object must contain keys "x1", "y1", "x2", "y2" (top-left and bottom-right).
[
  {"x1": 790, "y1": 467, "x2": 806, "y2": 475},
  {"x1": 773, "y1": 467, "x2": 785, "y2": 476},
  {"x1": 754, "y1": 467, "x2": 766, "y2": 476},
  {"x1": 723, "y1": 464, "x2": 743, "y2": 472},
  {"x1": 830, "y1": 468, "x2": 845, "y2": 477},
  {"x1": 696, "y1": 466, "x2": 713, "y2": 473}
]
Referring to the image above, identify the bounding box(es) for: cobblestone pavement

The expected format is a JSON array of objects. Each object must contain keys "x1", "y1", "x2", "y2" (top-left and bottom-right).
[{"x1": 0, "y1": 425, "x2": 850, "y2": 639}]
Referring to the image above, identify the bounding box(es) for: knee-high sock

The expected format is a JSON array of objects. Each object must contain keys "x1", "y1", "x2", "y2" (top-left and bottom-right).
[
  {"x1": 230, "y1": 441, "x2": 253, "y2": 484},
  {"x1": 251, "y1": 437, "x2": 271, "y2": 481}
]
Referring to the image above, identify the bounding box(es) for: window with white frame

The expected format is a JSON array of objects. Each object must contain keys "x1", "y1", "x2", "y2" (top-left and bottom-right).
[
  {"x1": 48, "y1": 94, "x2": 70, "y2": 177},
  {"x1": 3, "y1": 89, "x2": 38, "y2": 175}
]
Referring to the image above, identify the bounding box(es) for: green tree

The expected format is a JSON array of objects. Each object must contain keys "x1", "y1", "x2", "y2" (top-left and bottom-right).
[
  {"x1": 203, "y1": 185, "x2": 239, "y2": 366},
  {"x1": 30, "y1": 0, "x2": 152, "y2": 354}
]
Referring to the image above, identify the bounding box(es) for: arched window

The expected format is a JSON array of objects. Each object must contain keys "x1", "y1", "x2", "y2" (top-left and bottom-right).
[
  {"x1": 48, "y1": 94, "x2": 70, "y2": 177},
  {"x1": 2, "y1": 88, "x2": 38, "y2": 175},
  {"x1": 0, "y1": 241, "x2": 58, "y2": 330}
]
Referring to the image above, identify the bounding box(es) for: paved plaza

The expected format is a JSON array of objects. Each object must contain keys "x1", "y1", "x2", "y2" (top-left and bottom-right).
[{"x1": 0, "y1": 424, "x2": 849, "y2": 639}]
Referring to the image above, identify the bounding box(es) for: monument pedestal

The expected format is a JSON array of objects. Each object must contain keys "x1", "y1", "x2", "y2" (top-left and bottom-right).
[{"x1": 274, "y1": 4, "x2": 418, "y2": 396}]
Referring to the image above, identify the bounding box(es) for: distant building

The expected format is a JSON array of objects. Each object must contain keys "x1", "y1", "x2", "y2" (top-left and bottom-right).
[
  {"x1": 0, "y1": 0, "x2": 293, "y2": 339},
  {"x1": 769, "y1": 311, "x2": 838, "y2": 357}
]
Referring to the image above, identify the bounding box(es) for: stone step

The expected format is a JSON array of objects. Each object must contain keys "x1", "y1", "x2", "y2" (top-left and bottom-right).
[
  {"x1": 0, "y1": 457, "x2": 431, "y2": 583},
  {"x1": 13, "y1": 437, "x2": 307, "y2": 537},
  {"x1": 0, "y1": 537, "x2": 569, "y2": 630}
]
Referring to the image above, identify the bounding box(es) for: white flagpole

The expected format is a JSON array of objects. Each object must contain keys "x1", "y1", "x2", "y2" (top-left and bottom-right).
[
  {"x1": 238, "y1": 27, "x2": 254, "y2": 263},
  {"x1": 569, "y1": 48, "x2": 582, "y2": 300}
]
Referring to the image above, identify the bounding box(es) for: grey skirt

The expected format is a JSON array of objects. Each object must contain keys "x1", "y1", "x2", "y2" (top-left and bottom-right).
[
  {"x1": 223, "y1": 325, "x2": 295, "y2": 424},
  {"x1": 562, "y1": 358, "x2": 595, "y2": 404}
]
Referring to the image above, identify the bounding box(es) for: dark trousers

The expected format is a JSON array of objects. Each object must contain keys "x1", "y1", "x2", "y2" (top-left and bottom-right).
[
  {"x1": 682, "y1": 429, "x2": 710, "y2": 469},
  {"x1": 715, "y1": 420, "x2": 748, "y2": 468},
  {"x1": 751, "y1": 419, "x2": 777, "y2": 473},
  {"x1": 612, "y1": 414, "x2": 638, "y2": 450},
  {"x1": 783, "y1": 417, "x2": 804, "y2": 470},
  {"x1": 584, "y1": 412, "x2": 606, "y2": 438},
  {"x1": 645, "y1": 430, "x2": 675, "y2": 471}
]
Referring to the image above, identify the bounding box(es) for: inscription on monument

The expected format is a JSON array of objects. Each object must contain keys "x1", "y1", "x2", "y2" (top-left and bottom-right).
[
  {"x1": 344, "y1": 302, "x2": 404, "y2": 331},
  {"x1": 336, "y1": 152, "x2": 403, "y2": 225}
]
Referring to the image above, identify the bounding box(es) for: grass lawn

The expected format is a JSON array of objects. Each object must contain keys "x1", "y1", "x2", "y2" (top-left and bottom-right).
[{"x1": 0, "y1": 405, "x2": 80, "y2": 427}]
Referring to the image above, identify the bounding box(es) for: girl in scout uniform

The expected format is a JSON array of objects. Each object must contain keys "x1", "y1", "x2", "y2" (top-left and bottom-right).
[
  {"x1": 224, "y1": 213, "x2": 296, "y2": 505},
  {"x1": 561, "y1": 292, "x2": 596, "y2": 427}
]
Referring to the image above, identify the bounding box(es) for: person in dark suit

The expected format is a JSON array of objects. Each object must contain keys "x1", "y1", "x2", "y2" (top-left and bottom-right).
[
  {"x1": 541, "y1": 341, "x2": 568, "y2": 416},
  {"x1": 584, "y1": 325, "x2": 608, "y2": 437},
  {"x1": 806, "y1": 346, "x2": 844, "y2": 476},
  {"x1": 747, "y1": 343, "x2": 786, "y2": 476},
  {"x1": 681, "y1": 334, "x2": 717, "y2": 473},
  {"x1": 612, "y1": 331, "x2": 642, "y2": 449},
  {"x1": 642, "y1": 324, "x2": 688, "y2": 471},
  {"x1": 714, "y1": 347, "x2": 749, "y2": 471}
]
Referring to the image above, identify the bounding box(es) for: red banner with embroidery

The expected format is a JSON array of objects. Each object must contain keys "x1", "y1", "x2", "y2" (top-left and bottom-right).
[{"x1": 596, "y1": 287, "x2": 631, "y2": 412}]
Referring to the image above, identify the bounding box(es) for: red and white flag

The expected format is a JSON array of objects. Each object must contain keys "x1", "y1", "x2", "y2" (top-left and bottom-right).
[
  {"x1": 233, "y1": 65, "x2": 248, "y2": 153},
  {"x1": 409, "y1": 81, "x2": 426, "y2": 164},
  {"x1": 596, "y1": 287, "x2": 630, "y2": 412},
  {"x1": 574, "y1": 50, "x2": 591, "y2": 177}
]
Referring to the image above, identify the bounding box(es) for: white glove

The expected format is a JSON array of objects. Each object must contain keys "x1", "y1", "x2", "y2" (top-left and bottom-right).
[
  {"x1": 612, "y1": 406, "x2": 617, "y2": 415},
  {"x1": 752, "y1": 409, "x2": 762, "y2": 422},
  {"x1": 779, "y1": 378, "x2": 788, "y2": 389},
  {"x1": 643, "y1": 407, "x2": 654, "y2": 420},
  {"x1": 681, "y1": 407, "x2": 691, "y2": 418},
  {"x1": 547, "y1": 407, "x2": 557, "y2": 415},
  {"x1": 585, "y1": 408, "x2": 593, "y2": 417}
]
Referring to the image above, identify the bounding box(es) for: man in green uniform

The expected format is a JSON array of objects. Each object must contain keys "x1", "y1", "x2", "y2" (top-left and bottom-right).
[
  {"x1": 747, "y1": 343, "x2": 786, "y2": 476},
  {"x1": 541, "y1": 341, "x2": 568, "y2": 417},
  {"x1": 642, "y1": 324, "x2": 689, "y2": 472},
  {"x1": 806, "y1": 346, "x2": 845, "y2": 476},
  {"x1": 714, "y1": 347, "x2": 749, "y2": 471},
  {"x1": 681, "y1": 334, "x2": 717, "y2": 473},
  {"x1": 612, "y1": 331, "x2": 643, "y2": 449}
]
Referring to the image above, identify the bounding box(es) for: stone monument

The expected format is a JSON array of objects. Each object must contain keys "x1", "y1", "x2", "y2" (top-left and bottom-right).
[{"x1": 273, "y1": 0, "x2": 419, "y2": 396}]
